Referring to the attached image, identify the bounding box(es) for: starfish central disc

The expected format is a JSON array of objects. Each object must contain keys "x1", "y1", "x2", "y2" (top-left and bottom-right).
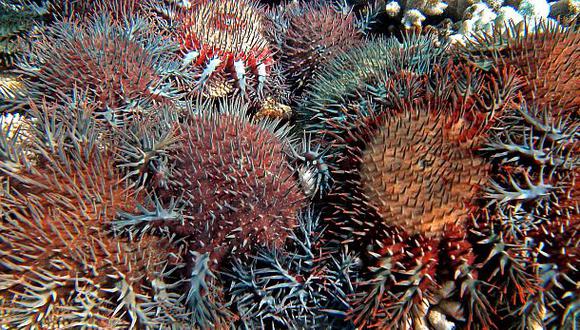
[
  {"x1": 360, "y1": 112, "x2": 489, "y2": 237},
  {"x1": 182, "y1": 0, "x2": 268, "y2": 54}
]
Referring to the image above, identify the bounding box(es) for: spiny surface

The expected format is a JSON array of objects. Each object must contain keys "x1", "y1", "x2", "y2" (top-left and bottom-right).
[
  {"x1": 55, "y1": 0, "x2": 143, "y2": 21},
  {"x1": 176, "y1": 0, "x2": 273, "y2": 98},
  {"x1": 227, "y1": 211, "x2": 356, "y2": 329},
  {"x1": 474, "y1": 105, "x2": 579, "y2": 328},
  {"x1": 275, "y1": 3, "x2": 362, "y2": 98},
  {"x1": 160, "y1": 104, "x2": 304, "y2": 267},
  {"x1": 0, "y1": 1, "x2": 44, "y2": 70},
  {"x1": 472, "y1": 21, "x2": 580, "y2": 116},
  {"x1": 0, "y1": 104, "x2": 189, "y2": 328},
  {"x1": 360, "y1": 111, "x2": 489, "y2": 237},
  {"x1": 298, "y1": 34, "x2": 447, "y2": 134},
  {"x1": 20, "y1": 15, "x2": 176, "y2": 124},
  {"x1": 322, "y1": 61, "x2": 528, "y2": 328},
  {"x1": 181, "y1": 0, "x2": 267, "y2": 54},
  {"x1": 322, "y1": 59, "x2": 517, "y2": 243},
  {"x1": 0, "y1": 72, "x2": 26, "y2": 101}
]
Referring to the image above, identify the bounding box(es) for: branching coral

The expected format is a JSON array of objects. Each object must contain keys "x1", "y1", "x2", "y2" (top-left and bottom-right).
[{"x1": 361, "y1": 0, "x2": 447, "y2": 30}]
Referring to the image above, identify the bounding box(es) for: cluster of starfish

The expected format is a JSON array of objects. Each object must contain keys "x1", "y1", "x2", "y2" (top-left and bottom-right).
[{"x1": 0, "y1": 0, "x2": 577, "y2": 329}]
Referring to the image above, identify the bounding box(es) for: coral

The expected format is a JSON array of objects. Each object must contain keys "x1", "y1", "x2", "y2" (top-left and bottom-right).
[
  {"x1": 17, "y1": 14, "x2": 178, "y2": 125},
  {"x1": 444, "y1": 0, "x2": 504, "y2": 20},
  {"x1": 392, "y1": 0, "x2": 449, "y2": 29},
  {"x1": 518, "y1": 0, "x2": 551, "y2": 17},
  {"x1": 358, "y1": 0, "x2": 448, "y2": 30},
  {"x1": 269, "y1": 2, "x2": 362, "y2": 99},
  {"x1": 494, "y1": 6, "x2": 525, "y2": 33},
  {"x1": 446, "y1": 0, "x2": 564, "y2": 46},
  {"x1": 174, "y1": 0, "x2": 275, "y2": 99},
  {"x1": 0, "y1": 101, "x2": 191, "y2": 328},
  {"x1": 469, "y1": 20, "x2": 579, "y2": 116},
  {"x1": 226, "y1": 210, "x2": 358, "y2": 329},
  {"x1": 458, "y1": 2, "x2": 498, "y2": 37},
  {"x1": 117, "y1": 100, "x2": 305, "y2": 268},
  {"x1": 402, "y1": 9, "x2": 427, "y2": 29},
  {"x1": 419, "y1": 0, "x2": 449, "y2": 16},
  {"x1": 385, "y1": 1, "x2": 402, "y2": 16}
]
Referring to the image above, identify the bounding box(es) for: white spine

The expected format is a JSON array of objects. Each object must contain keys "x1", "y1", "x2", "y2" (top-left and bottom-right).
[
  {"x1": 182, "y1": 50, "x2": 200, "y2": 68},
  {"x1": 234, "y1": 60, "x2": 247, "y2": 95},
  {"x1": 198, "y1": 56, "x2": 222, "y2": 87},
  {"x1": 257, "y1": 62, "x2": 267, "y2": 96}
]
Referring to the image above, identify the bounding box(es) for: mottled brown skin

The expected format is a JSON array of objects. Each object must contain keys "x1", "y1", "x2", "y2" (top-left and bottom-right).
[
  {"x1": 323, "y1": 60, "x2": 511, "y2": 246},
  {"x1": 323, "y1": 60, "x2": 521, "y2": 327},
  {"x1": 360, "y1": 111, "x2": 490, "y2": 237},
  {"x1": 163, "y1": 112, "x2": 304, "y2": 267},
  {"x1": 345, "y1": 107, "x2": 497, "y2": 328},
  {"x1": 496, "y1": 26, "x2": 580, "y2": 116}
]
